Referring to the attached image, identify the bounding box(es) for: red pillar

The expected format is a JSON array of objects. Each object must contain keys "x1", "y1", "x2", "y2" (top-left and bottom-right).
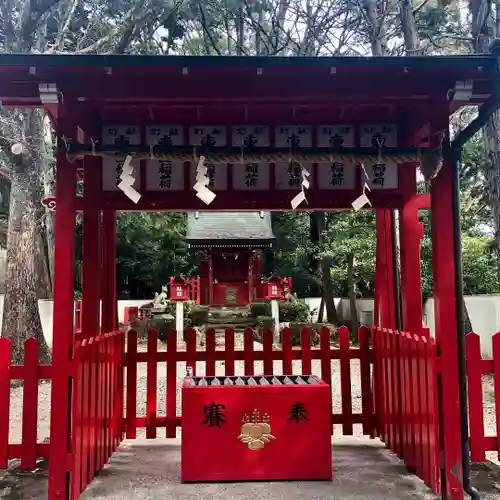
[
  {"x1": 374, "y1": 208, "x2": 402, "y2": 457},
  {"x1": 82, "y1": 157, "x2": 102, "y2": 339},
  {"x1": 375, "y1": 209, "x2": 397, "y2": 329},
  {"x1": 102, "y1": 211, "x2": 117, "y2": 332},
  {"x1": 399, "y1": 195, "x2": 424, "y2": 334},
  {"x1": 48, "y1": 151, "x2": 77, "y2": 499},
  {"x1": 431, "y1": 156, "x2": 464, "y2": 499}
]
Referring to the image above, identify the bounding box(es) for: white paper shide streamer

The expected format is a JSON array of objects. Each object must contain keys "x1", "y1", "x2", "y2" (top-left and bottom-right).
[
  {"x1": 352, "y1": 164, "x2": 371, "y2": 211},
  {"x1": 193, "y1": 156, "x2": 216, "y2": 205},
  {"x1": 118, "y1": 155, "x2": 142, "y2": 204},
  {"x1": 290, "y1": 164, "x2": 311, "y2": 210}
]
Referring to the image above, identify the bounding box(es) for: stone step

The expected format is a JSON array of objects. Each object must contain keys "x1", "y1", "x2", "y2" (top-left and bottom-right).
[
  {"x1": 209, "y1": 307, "x2": 250, "y2": 319},
  {"x1": 208, "y1": 317, "x2": 253, "y2": 325},
  {"x1": 207, "y1": 323, "x2": 254, "y2": 331}
]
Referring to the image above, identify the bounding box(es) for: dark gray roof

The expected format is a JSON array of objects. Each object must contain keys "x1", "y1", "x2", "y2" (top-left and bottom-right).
[{"x1": 186, "y1": 212, "x2": 274, "y2": 247}]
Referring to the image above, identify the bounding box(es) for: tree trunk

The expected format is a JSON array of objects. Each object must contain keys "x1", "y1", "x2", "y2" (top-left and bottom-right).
[
  {"x1": 2, "y1": 166, "x2": 51, "y2": 363},
  {"x1": 42, "y1": 157, "x2": 55, "y2": 288},
  {"x1": 317, "y1": 296, "x2": 325, "y2": 323},
  {"x1": 321, "y1": 256, "x2": 339, "y2": 324},
  {"x1": 399, "y1": 0, "x2": 419, "y2": 54},
  {"x1": 316, "y1": 212, "x2": 339, "y2": 324},
  {"x1": 464, "y1": 300, "x2": 473, "y2": 334},
  {"x1": 309, "y1": 212, "x2": 321, "y2": 296},
  {"x1": 1, "y1": 109, "x2": 51, "y2": 363},
  {"x1": 36, "y1": 234, "x2": 52, "y2": 299},
  {"x1": 362, "y1": 0, "x2": 389, "y2": 56},
  {"x1": 347, "y1": 252, "x2": 359, "y2": 340}
]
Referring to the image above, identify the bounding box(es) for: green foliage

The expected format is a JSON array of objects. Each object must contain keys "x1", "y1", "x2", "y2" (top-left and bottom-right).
[
  {"x1": 462, "y1": 235, "x2": 499, "y2": 294},
  {"x1": 249, "y1": 301, "x2": 271, "y2": 318},
  {"x1": 250, "y1": 298, "x2": 310, "y2": 322},
  {"x1": 189, "y1": 306, "x2": 210, "y2": 326},
  {"x1": 288, "y1": 323, "x2": 320, "y2": 346},
  {"x1": 257, "y1": 316, "x2": 275, "y2": 330},
  {"x1": 324, "y1": 211, "x2": 376, "y2": 298},
  {"x1": 279, "y1": 298, "x2": 310, "y2": 322},
  {"x1": 115, "y1": 212, "x2": 197, "y2": 299}
]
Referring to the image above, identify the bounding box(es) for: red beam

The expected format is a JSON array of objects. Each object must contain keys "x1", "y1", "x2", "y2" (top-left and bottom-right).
[
  {"x1": 0, "y1": 76, "x2": 467, "y2": 103},
  {"x1": 125, "y1": 347, "x2": 372, "y2": 364},
  {"x1": 8, "y1": 442, "x2": 50, "y2": 460},
  {"x1": 65, "y1": 76, "x2": 459, "y2": 102}
]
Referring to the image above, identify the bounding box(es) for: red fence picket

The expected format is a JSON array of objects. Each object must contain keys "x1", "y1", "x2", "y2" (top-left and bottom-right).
[
  {"x1": 0, "y1": 337, "x2": 53, "y2": 470},
  {"x1": 123, "y1": 326, "x2": 374, "y2": 437},
  {"x1": 372, "y1": 327, "x2": 440, "y2": 495},
  {"x1": 70, "y1": 329, "x2": 125, "y2": 498},
  {"x1": 466, "y1": 331, "x2": 500, "y2": 463}
]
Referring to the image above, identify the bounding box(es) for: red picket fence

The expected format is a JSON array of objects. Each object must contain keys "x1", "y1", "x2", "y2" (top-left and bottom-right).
[
  {"x1": 0, "y1": 337, "x2": 52, "y2": 469},
  {"x1": 466, "y1": 331, "x2": 500, "y2": 463},
  {"x1": 372, "y1": 327, "x2": 441, "y2": 495},
  {"x1": 124, "y1": 325, "x2": 374, "y2": 439},
  {"x1": 71, "y1": 329, "x2": 125, "y2": 499}
]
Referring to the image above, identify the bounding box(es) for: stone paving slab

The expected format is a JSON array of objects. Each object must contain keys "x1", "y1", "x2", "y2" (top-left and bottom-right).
[{"x1": 3, "y1": 435, "x2": 500, "y2": 499}]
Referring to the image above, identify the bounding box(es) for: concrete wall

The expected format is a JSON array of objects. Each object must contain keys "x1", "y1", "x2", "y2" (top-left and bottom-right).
[
  {"x1": 424, "y1": 295, "x2": 500, "y2": 358},
  {"x1": 303, "y1": 297, "x2": 374, "y2": 326},
  {"x1": 305, "y1": 295, "x2": 500, "y2": 359},
  {"x1": 0, "y1": 297, "x2": 151, "y2": 349}
]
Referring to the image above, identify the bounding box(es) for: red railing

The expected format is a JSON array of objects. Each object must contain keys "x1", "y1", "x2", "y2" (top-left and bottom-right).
[
  {"x1": 124, "y1": 325, "x2": 374, "y2": 438},
  {"x1": 466, "y1": 332, "x2": 500, "y2": 463},
  {"x1": 0, "y1": 338, "x2": 52, "y2": 469},
  {"x1": 71, "y1": 330, "x2": 125, "y2": 497},
  {"x1": 372, "y1": 327, "x2": 441, "y2": 495}
]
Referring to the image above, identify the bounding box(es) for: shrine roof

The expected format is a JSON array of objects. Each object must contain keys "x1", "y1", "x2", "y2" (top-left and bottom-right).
[
  {"x1": 0, "y1": 52, "x2": 495, "y2": 71},
  {"x1": 0, "y1": 51, "x2": 497, "y2": 114},
  {"x1": 186, "y1": 212, "x2": 274, "y2": 248}
]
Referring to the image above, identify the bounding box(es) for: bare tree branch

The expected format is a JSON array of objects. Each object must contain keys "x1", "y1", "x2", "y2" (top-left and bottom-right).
[
  {"x1": 54, "y1": 0, "x2": 80, "y2": 51},
  {"x1": 20, "y1": 0, "x2": 62, "y2": 50},
  {"x1": 197, "y1": 1, "x2": 222, "y2": 55}
]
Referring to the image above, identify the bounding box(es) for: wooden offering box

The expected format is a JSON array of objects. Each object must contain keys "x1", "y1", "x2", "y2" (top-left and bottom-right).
[{"x1": 181, "y1": 375, "x2": 332, "y2": 482}]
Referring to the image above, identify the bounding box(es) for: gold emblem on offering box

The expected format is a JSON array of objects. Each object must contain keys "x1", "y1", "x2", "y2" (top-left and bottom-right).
[{"x1": 238, "y1": 409, "x2": 275, "y2": 450}]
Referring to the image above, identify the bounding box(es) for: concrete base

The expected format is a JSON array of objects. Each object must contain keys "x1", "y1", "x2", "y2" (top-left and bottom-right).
[
  {"x1": 4, "y1": 434, "x2": 500, "y2": 499},
  {"x1": 79, "y1": 434, "x2": 441, "y2": 500}
]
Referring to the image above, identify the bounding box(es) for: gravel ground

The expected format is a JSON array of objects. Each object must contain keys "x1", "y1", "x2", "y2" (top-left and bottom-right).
[{"x1": 483, "y1": 375, "x2": 499, "y2": 466}]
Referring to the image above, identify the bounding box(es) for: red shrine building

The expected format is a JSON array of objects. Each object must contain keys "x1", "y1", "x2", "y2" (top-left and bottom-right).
[{"x1": 186, "y1": 212, "x2": 274, "y2": 306}]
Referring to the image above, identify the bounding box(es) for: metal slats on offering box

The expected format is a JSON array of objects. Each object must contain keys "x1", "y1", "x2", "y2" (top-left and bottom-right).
[{"x1": 187, "y1": 375, "x2": 320, "y2": 387}]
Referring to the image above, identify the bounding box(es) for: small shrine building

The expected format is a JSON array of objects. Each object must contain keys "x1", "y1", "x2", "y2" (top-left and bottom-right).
[{"x1": 186, "y1": 212, "x2": 274, "y2": 306}]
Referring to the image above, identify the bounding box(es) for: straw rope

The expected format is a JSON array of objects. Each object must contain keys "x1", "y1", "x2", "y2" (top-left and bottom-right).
[{"x1": 69, "y1": 151, "x2": 418, "y2": 164}]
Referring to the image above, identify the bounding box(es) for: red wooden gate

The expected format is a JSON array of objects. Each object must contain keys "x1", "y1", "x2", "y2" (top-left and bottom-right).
[
  {"x1": 70, "y1": 330, "x2": 125, "y2": 499},
  {"x1": 372, "y1": 327, "x2": 441, "y2": 494}
]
